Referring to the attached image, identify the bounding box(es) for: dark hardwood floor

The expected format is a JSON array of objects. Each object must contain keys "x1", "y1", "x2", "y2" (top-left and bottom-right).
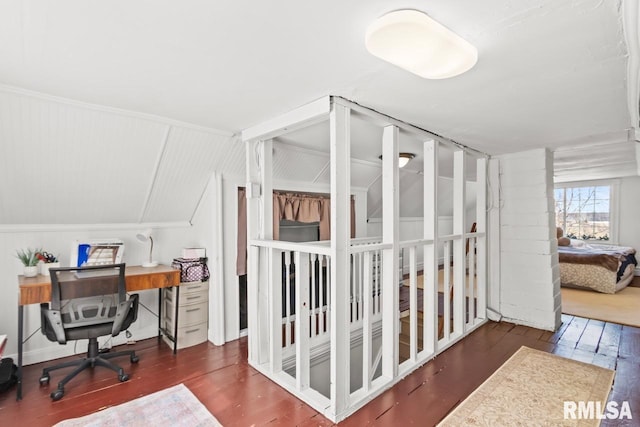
[{"x1": 1, "y1": 314, "x2": 638, "y2": 426}]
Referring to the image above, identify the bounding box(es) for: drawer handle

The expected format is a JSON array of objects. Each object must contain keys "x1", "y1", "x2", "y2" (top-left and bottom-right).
[
  {"x1": 187, "y1": 286, "x2": 202, "y2": 290},
  {"x1": 186, "y1": 308, "x2": 200, "y2": 313},
  {"x1": 186, "y1": 296, "x2": 201, "y2": 300},
  {"x1": 185, "y1": 328, "x2": 200, "y2": 334}
]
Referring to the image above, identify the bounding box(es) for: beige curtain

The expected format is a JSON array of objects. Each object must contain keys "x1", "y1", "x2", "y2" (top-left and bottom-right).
[
  {"x1": 237, "y1": 187, "x2": 247, "y2": 275},
  {"x1": 236, "y1": 188, "x2": 356, "y2": 275}
]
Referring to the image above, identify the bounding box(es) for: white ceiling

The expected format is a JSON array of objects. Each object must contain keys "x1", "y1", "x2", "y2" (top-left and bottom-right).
[
  {"x1": 0, "y1": 0, "x2": 637, "y2": 156},
  {"x1": 1, "y1": 0, "x2": 639, "y2": 226}
]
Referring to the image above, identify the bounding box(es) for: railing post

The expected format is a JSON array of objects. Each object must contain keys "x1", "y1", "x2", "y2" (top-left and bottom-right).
[
  {"x1": 362, "y1": 250, "x2": 372, "y2": 391},
  {"x1": 295, "y1": 251, "x2": 310, "y2": 391},
  {"x1": 269, "y1": 248, "x2": 282, "y2": 373},
  {"x1": 452, "y1": 150, "x2": 466, "y2": 337},
  {"x1": 409, "y1": 246, "x2": 418, "y2": 362}
]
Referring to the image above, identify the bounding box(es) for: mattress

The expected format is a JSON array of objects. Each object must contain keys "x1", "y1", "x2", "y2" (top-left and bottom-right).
[{"x1": 558, "y1": 241, "x2": 637, "y2": 294}]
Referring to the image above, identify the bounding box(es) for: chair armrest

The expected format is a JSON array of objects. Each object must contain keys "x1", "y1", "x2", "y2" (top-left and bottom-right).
[
  {"x1": 42, "y1": 308, "x2": 67, "y2": 344},
  {"x1": 112, "y1": 294, "x2": 139, "y2": 336}
]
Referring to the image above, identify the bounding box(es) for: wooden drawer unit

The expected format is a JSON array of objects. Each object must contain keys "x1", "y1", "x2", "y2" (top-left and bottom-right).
[{"x1": 162, "y1": 281, "x2": 209, "y2": 349}]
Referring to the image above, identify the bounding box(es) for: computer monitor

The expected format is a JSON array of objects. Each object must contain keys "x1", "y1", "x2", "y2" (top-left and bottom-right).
[{"x1": 70, "y1": 239, "x2": 125, "y2": 267}]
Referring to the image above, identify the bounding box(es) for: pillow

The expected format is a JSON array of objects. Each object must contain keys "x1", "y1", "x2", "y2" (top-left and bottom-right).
[
  {"x1": 558, "y1": 237, "x2": 571, "y2": 246},
  {"x1": 556, "y1": 227, "x2": 563, "y2": 239}
]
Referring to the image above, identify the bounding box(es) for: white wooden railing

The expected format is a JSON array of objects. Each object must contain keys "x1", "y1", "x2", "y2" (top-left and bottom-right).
[{"x1": 249, "y1": 232, "x2": 486, "y2": 421}]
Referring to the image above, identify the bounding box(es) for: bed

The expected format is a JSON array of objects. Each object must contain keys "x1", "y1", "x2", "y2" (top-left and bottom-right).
[{"x1": 558, "y1": 241, "x2": 637, "y2": 294}]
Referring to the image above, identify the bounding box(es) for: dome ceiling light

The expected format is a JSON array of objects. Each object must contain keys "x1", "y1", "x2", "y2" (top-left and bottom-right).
[
  {"x1": 379, "y1": 152, "x2": 416, "y2": 168},
  {"x1": 365, "y1": 9, "x2": 478, "y2": 79}
]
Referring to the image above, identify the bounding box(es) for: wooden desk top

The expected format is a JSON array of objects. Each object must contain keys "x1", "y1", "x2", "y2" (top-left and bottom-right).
[{"x1": 18, "y1": 264, "x2": 181, "y2": 305}]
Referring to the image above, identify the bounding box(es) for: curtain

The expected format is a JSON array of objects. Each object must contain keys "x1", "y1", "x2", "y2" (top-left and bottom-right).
[
  {"x1": 236, "y1": 188, "x2": 356, "y2": 275},
  {"x1": 237, "y1": 187, "x2": 247, "y2": 276}
]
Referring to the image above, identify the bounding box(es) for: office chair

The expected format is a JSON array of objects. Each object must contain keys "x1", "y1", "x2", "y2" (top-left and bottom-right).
[{"x1": 39, "y1": 263, "x2": 139, "y2": 401}]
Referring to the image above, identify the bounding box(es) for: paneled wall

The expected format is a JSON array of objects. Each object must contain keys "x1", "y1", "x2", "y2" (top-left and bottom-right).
[
  {"x1": 496, "y1": 148, "x2": 561, "y2": 331},
  {"x1": 0, "y1": 86, "x2": 240, "y2": 226}
]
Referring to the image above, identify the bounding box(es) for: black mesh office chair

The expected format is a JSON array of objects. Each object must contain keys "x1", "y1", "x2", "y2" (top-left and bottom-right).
[{"x1": 40, "y1": 263, "x2": 139, "y2": 401}]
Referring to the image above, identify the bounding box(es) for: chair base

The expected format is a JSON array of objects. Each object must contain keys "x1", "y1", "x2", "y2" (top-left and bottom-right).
[{"x1": 40, "y1": 337, "x2": 139, "y2": 401}]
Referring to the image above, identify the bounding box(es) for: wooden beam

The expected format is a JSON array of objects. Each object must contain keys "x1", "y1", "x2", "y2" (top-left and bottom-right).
[{"x1": 242, "y1": 96, "x2": 331, "y2": 142}]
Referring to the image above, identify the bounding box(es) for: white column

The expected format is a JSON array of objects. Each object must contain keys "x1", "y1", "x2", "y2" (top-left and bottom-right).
[
  {"x1": 423, "y1": 139, "x2": 438, "y2": 353},
  {"x1": 476, "y1": 157, "x2": 487, "y2": 319},
  {"x1": 208, "y1": 171, "x2": 225, "y2": 346},
  {"x1": 329, "y1": 102, "x2": 351, "y2": 416},
  {"x1": 487, "y1": 158, "x2": 501, "y2": 321},
  {"x1": 381, "y1": 125, "x2": 399, "y2": 378},
  {"x1": 245, "y1": 139, "x2": 273, "y2": 366},
  {"x1": 452, "y1": 150, "x2": 466, "y2": 336}
]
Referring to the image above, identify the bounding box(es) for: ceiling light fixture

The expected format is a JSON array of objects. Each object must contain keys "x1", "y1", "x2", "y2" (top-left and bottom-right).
[
  {"x1": 379, "y1": 152, "x2": 416, "y2": 168},
  {"x1": 365, "y1": 9, "x2": 478, "y2": 79}
]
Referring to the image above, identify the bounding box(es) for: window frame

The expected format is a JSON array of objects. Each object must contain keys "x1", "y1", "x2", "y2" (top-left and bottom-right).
[{"x1": 553, "y1": 179, "x2": 620, "y2": 244}]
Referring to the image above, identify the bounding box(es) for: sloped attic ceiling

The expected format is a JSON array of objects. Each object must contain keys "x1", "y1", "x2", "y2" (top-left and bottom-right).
[
  {"x1": 0, "y1": 0, "x2": 636, "y2": 155},
  {"x1": 0, "y1": 87, "x2": 242, "y2": 225}
]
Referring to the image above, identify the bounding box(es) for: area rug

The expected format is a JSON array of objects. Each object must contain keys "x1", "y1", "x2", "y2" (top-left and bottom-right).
[
  {"x1": 437, "y1": 346, "x2": 615, "y2": 426},
  {"x1": 562, "y1": 286, "x2": 640, "y2": 327},
  {"x1": 54, "y1": 383, "x2": 222, "y2": 427}
]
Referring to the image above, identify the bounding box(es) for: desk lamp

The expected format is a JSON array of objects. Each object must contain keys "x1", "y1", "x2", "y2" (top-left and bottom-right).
[{"x1": 136, "y1": 229, "x2": 158, "y2": 267}]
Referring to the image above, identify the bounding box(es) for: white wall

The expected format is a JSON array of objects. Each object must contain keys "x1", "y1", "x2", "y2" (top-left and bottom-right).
[
  {"x1": 494, "y1": 148, "x2": 561, "y2": 331},
  {"x1": 617, "y1": 175, "x2": 640, "y2": 254}
]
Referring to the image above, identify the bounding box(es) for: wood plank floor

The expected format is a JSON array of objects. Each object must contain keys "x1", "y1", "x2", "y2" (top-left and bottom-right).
[{"x1": 1, "y1": 314, "x2": 638, "y2": 426}]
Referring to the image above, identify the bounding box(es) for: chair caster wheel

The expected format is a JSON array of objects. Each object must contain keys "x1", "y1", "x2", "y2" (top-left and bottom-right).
[
  {"x1": 51, "y1": 389, "x2": 64, "y2": 401},
  {"x1": 131, "y1": 355, "x2": 139, "y2": 363},
  {"x1": 119, "y1": 374, "x2": 129, "y2": 382},
  {"x1": 39, "y1": 374, "x2": 50, "y2": 386}
]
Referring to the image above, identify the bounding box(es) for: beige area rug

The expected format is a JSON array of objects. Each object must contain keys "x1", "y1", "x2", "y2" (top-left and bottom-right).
[
  {"x1": 54, "y1": 383, "x2": 222, "y2": 427},
  {"x1": 438, "y1": 346, "x2": 615, "y2": 427},
  {"x1": 403, "y1": 269, "x2": 475, "y2": 294},
  {"x1": 562, "y1": 286, "x2": 640, "y2": 327}
]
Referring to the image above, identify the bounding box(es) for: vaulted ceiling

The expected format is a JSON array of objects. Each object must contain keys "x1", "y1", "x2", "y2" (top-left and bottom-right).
[{"x1": 1, "y1": 0, "x2": 639, "y2": 224}]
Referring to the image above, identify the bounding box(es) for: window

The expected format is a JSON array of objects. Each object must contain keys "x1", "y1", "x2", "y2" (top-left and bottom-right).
[{"x1": 554, "y1": 182, "x2": 618, "y2": 242}]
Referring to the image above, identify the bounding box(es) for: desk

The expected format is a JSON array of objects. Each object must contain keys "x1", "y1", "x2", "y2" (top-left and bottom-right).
[{"x1": 16, "y1": 265, "x2": 181, "y2": 400}]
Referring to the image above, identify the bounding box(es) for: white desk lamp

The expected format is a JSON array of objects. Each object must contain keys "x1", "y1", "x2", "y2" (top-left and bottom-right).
[{"x1": 136, "y1": 228, "x2": 158, "y2": 267}]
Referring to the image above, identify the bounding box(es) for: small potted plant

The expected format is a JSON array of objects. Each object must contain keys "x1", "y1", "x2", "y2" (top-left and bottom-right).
[
  {"x1": 36, "y1": 250, "x2": 60, "y2": 276},
  {"x1": 16, "y1": 248, "x2": 41, "y2": 277}
]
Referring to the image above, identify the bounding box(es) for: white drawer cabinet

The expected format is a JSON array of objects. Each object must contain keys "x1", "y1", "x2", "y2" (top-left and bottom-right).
[{"x1": 162, "y1": 281, "x2": 209, "y2": 349}]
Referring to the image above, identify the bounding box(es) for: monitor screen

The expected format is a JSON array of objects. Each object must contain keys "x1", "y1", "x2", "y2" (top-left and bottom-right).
[{"x1": 71, "y1": 239, "x2": 125, "y2": 267}]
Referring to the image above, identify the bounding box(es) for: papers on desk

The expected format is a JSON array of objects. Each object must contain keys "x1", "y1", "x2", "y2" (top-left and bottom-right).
[{"x1": 0, "y1": 335, "x2": 6, "y2": 358}]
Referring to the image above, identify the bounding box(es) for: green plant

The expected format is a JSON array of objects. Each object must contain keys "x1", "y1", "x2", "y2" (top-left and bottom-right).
[{"x1": 15, "y1": 248, "x2": 41, "y2": 266}]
